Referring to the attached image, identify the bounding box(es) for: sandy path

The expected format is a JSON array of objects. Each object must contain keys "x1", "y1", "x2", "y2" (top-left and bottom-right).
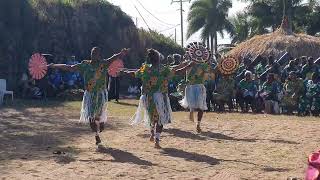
[{"x1": 0, "y1": 100, "x2": 319, "y2": 180}]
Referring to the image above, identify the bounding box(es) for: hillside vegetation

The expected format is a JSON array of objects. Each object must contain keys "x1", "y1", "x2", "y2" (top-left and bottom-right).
[{"x1": 0, "y1": 0, "x2": 183, "y2": 88}]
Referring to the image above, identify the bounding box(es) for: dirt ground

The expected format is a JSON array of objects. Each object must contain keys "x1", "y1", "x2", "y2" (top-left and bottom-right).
[{"x1": 0, "y1": 99, "x2": 319, "y2": 180}]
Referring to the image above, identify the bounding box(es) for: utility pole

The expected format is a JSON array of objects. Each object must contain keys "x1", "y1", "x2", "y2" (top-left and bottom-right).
[{"x1": 171, "y1": 0, "x2": 191, "y2": 47}]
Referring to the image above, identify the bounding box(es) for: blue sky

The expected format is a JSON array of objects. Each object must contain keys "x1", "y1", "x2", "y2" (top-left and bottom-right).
[{"x1": 108, "y1": 0, "x2": 248, "y2": 46}]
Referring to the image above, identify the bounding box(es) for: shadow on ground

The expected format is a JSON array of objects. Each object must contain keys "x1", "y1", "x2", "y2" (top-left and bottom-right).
[
  {"x1": 96, "y1": 146, "x2": 155, "y2": 166},
  {"x1": 161, "y1": 148, "x2": 220, "y2": 165},
  {"x1": 164, "y1": 128, "x2": 299, "y2": 145}
]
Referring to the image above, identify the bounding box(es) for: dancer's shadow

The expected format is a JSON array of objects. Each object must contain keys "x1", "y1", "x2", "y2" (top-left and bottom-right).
[
  {"x1": 115, "y1": 101, "x2": 138, "y2": 107},
  {"x1": 270, "y1": 139, "x2": 299, "y2": 145},
  {"x1": 164, "y1": 128, "x2": 257, "y2": 142},
  {"x1": 98, "y1": 146, "x2": 155, "y2": 166},
  {"x1": 161, "y1": 148, "x2": 220, "y2": 165},
  {"x1": 201, "y1": 131, "x2": 257, "y2": 142},
  {"x1": 163, "y1": 128, "x2": 206, "y2": 140}
]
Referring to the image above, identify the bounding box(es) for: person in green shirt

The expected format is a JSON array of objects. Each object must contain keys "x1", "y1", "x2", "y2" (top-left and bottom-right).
[
  {"x1": 180, "y1": 60, "x2": 215, "y2": 133},
  {"x1": 123, "y1": 49, "x2": 192, "y2": 148},
  {"x1": 260, "y1": 74, "x2": 281, "y2": 114},
  {"x1": 282, "y1": 71, "x2": 305, "y2": 114},
  {"x1": 212, "y1": 75, "x2": 235, "y2": 111},
  {"x1": 299, "y1": 73, "x2": 320, "y2": 116},
  {"x1": 238, "y1": 71, "x2": 257, "y2": 112},
  {"x1": 301, "y1": 57, "x2": 318, "y2": 80},
  {"x1": 48, "y1": 47, "x2": 129, "y2": 146}
]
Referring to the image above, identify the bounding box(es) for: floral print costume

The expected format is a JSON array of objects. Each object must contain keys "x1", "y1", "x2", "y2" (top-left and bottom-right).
[
  {"x1": 132, "y1": 64, "x2": 174, "y2": 126},
  {"x1": 77, "y1": 61, "x2": 109, "y2": 123},
  {"x1": 180, "y1": 62, "x2": 215, "y2": 110}
]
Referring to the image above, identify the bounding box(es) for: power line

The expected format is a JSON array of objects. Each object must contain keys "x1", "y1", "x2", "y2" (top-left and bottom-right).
[
  {"x1": 159, "y1": 24, "x2": 180, "y2": 33},
  {"x1": 134, "y1": 5, "x2": 151, "y2": 31},
  {"x1": 135, "y1": 0, "x2": 177, "y2": 27}
]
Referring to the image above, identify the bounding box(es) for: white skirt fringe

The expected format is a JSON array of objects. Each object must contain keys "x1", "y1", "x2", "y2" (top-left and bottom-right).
[
  {"x1": 80, "y1": 89, "x2": 108, "y2": 123},
  {"x1": 130, "y1": 92, "x2": 172, "y2": 127},
  {"x1": 180, "y1": 84, "x2": 208, "y2": 111}
]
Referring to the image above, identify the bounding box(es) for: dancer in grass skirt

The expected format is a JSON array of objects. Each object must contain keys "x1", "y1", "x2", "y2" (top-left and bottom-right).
[
  {"x1": 123, "y1": 49, "x2": 192, "y2": 148},
  {"x1": 48, "y1": 47, "x2": 129, "y2": 146},
  {"x1": 180, "y1": 61, "x2": 215, "y2": 133}
]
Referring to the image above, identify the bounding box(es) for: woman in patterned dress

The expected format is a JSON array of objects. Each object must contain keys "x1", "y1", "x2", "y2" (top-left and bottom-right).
[
  {"x1": 123, "y1": 49, "x2": 192, "y2": 148},
  {"x1": 48, "y1": 47, "x2": 129, "y2": 146}
]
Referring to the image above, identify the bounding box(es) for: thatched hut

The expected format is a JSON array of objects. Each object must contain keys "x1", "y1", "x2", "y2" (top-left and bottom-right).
[{"x1": 227, "y1": 17, "x2": 320, "y2": 60}]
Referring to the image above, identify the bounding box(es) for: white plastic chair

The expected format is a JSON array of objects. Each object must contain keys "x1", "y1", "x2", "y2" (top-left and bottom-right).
[{"x1": 0, "y1": 79, "x2": 14, "y2": 103}]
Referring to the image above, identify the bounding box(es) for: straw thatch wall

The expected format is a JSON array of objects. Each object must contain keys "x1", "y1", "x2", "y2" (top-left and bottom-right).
[{"x1": 228, "y1": 29, "x2": 320, "y2": 60}]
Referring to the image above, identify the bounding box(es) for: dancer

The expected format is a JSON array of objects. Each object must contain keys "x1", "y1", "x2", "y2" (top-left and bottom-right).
[
  {"x1": 180, "y1": 60, "x2": 215, "y2": 133},
  {"x1": 48, "y1": 47, "x2": 129, "y2": 146},
  {"x1": 123, "y1": 49, "x2": 192, "y2": 148}
]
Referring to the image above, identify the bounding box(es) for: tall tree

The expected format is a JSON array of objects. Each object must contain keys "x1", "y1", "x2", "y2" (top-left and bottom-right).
[
  {"x1": 187, "y1": 0, "x2": 233, "y2": 53},
  {"x1": 240, "y1": 0, "x2": 319, "y2": 35},
  {"x1": 229, "y1": 12, "x2": 250, "y2": 44}
]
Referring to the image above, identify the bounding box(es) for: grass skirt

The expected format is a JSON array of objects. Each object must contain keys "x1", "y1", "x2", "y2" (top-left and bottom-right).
[
  {"x1": 130, "y1": 92, "x2": 172, "y2": 126},
  {"x1": 80, "y1": 89, "x2": 108, "y2": 123},
  {"x1": 180, "y1": 84, "x2": 208, "y2": 111}
]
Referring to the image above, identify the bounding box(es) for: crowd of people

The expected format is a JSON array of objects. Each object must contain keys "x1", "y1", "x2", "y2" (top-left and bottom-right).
[
  {"x1": 168, "y1": 55, "x2": 320, "y2": 117},
  {"x1": 18, "y1": 51, "x2": 320, "y2": 118}
]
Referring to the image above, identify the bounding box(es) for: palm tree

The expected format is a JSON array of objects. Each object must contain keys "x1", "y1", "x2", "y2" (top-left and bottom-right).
[
  {"x1": 229, "y1": 12, "x2": 250, "y2": 44},
  {"x1": 187, "y1": 0, "x2": 233, "y2": 53},
  {"x1": 241, "y1": 0, "x2": 318, "y2": 34}
]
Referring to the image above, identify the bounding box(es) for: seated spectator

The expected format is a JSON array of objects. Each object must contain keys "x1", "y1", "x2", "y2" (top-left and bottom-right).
[
  {"x1": 29, "y1": 80, "x2": 43, "y2": 99},
  {"x1": 255, "y1": 57, "x2": 267, "y2": 78},
  {"x1": 282, "y1": 60, "x2": 298, "y2": 82},
  {"x1": 260, "y1": 74, "x2": 280, "y2": 114},
  {"x1": 19, "y1": 72, "x2": 31, "y2": 98},
  {"x1": 212, "y1": 75, "x2": 235, "y2": 112},
  {"x1": 48, "y1": 69, "x2": 64, "y2": 95},
  {"x1": 66, "y1": 73, "x2": 79, "y2": 89},
  {"x1": 236, "y1": 58, "x2": 254, "y2": 82},
  {"x1": 300, "y1": 73, "x2": 320, "y2": 116},
  {"x1": 301, "y1": 57, "x2": 317, "y2": 80},
  {"x1": 282, "y1": 71, "x2": 305, "y2": 114},
  {"x1": 237, "y1": 71, "x2": 257, "y2": 112}
]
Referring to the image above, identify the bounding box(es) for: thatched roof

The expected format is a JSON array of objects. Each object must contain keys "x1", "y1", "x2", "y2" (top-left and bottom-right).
[{"x1": 227, "y1": 17, "x2": 320, "y2": 60}]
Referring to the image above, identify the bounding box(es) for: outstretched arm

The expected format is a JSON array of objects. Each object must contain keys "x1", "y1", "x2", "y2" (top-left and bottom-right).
[
  {"x1": 119, "y1": 69, "x2": 138, "y2": 77},
  {"x1": 48, "y1": 63, "x2": 79, "y2": 72},
  {"x1": 170, "y1": 61, "x2": 189, "y2": 71},
  {"x1": 102, "y1": 48, "x2": 130, "y2": 67},
  {"x1": 174, "y1": 61, "x2": 194, "y2": 75}
]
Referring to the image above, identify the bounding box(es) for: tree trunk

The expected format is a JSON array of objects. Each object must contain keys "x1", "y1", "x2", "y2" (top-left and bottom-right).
[
  {"x1": 206, "y1": 38, "x2": 210, "y2": 50},
  {"x1": 214, "y1": 31, "x2": 218, "y2": 54},
  {"x1": 210, "y1": 34, "x2": 214, "y2": 53}
]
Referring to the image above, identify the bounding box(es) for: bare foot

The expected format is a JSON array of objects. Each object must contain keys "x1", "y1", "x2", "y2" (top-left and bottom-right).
[
  {"x1": 149, "y1": 135, "x2": 154, "y2": 142},
  {"x1": 154, "y1": 141, "x2": 161, "y2": 149},
  {"x1": 196, "y1": 125, "x2": 202, "y2": 133}
]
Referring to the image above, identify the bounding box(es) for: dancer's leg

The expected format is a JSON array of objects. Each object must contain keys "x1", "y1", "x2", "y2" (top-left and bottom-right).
[
  {"x1": 150, "y1": 122, "x2": 155, "y2": 142},
  {"x1": 95, "y1": 117, "x2": 102, "y2": 145},
  {"x1": 189, "y1": 110, "x2": 194, "y2": 122},
  {"x1": 154, "y1": 122, "x2": 163, "y2": 149},
  {"x1": 197, "y1": 110, "x2": 203, "y2": 133}
]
